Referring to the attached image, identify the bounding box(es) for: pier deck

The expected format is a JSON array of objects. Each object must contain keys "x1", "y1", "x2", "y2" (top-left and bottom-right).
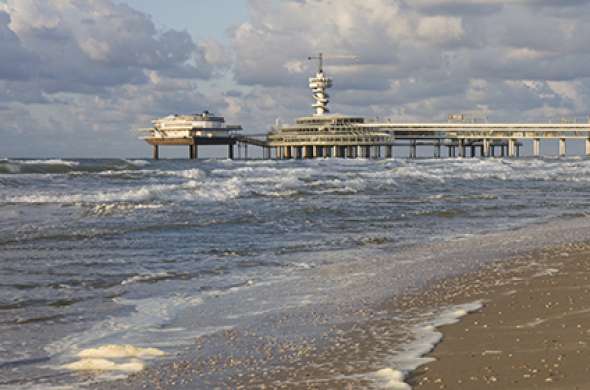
[
  {"x1": 265, "y1": 123, "x2": 590, "y2": 160},
  {"x1": 146, "y1": 123, "x2": 590, "y2": 160}
]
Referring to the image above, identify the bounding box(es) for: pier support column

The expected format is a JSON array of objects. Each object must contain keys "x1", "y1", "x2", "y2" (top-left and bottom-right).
[
  {"x1": 434, "y1": 141, "x2": 441, "y2": 159},
  {"x1": 448, "y1": 146, "x2": 453, "y2": 158},
  {"x1": 386, "y1": 145, "x2": 393, "y2": 159},
  {"x1": 410, "y1": 140, "x2": 417, "y2": 159},
  {"x1": 483, "y1": 139, "x2": 491, "y2": 158},
  {"x1": 340, "y1": 146, "x2": 347, "y2": 158},
  {"x1": 372, "y1": 145, "x2": 380, "y2": 159},
  {"x1": 298, "y1": 147, "x2": 304, "y2": 159},
  {"x1": 533, "y1": 139, "x2": 541, "y2": 157},
  {"x1": 347, "y1": 146, "x2": 354, "y2": 159},
  {"x1": 364, "y1": 146, "x2": 371, "y2": 159},
  {"x1": 586, "y1": 138, "x2": 590, "y2": 157},
  {"x1": 471, "y1": 145, "x2": 477, "y2": 158},
  {"x1": 188, "y1": 144, "x2": 195, "y2": 160},
  {"x1": 458, "y1": 140, "x2": 465, "y2": 158},
  {"x1": 312, "y1": 146, "x2": 319, "y2": 158},
  {"x1": 228, "y1": 144, "x2": 234, "y2": 160},
  {"x1": 332, "y1": 145, "x2": 338, "y2": 158},
  {"x1": 508, "y1": 139, "x2": 517, "y2": 158},
  {"x1": 490, "y1": 145, "x2": 495, "y2": 157},
  {"x1": 152, "y1": 145, "x2": 159, "y2": 160},
  {"x1": 559, "y1": 138, "x2": 567, "y2": 157},
  {"x1": 302, "y1": 146, "x2": 308, "y2": 159}
]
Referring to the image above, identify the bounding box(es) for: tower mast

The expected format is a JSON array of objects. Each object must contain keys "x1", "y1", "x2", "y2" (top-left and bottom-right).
[{"x1": 307, "y1": 53, "x2": 332, "y2": 116}]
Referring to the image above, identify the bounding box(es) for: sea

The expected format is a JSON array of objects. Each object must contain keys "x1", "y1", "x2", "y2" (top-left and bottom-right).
[{"x1": 2, "y1": 157, "x2": 590, "y2": 388}]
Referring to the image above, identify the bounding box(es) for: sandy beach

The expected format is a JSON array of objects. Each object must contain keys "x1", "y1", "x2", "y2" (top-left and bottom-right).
[{"x1": 409, "y1": 242, "x2": 590, "y2": 389}]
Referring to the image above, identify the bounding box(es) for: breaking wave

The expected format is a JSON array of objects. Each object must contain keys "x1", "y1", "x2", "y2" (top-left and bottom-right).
[
  {"x1": 0, "y1": 159, "x2": 149, "y2": 175},
  {"x1": 2, "y1": 178, "x2": 243, "y2": 204}
]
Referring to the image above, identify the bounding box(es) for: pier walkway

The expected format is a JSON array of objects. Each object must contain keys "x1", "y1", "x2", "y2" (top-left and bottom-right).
[{"x1": 146, "y1": 123, "x2": 590, "y2": 160}]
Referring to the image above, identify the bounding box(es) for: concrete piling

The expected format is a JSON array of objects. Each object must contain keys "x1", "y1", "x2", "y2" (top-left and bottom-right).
[
  {"x1": 533, "y1": 139, "x2": 540, "y2": 157},
  {"x1": 410, "y1": 140, "x2": 417, "y2": 159},
  {"x1": 559, "y1": 138, "x2": 567, "y2": 157}
]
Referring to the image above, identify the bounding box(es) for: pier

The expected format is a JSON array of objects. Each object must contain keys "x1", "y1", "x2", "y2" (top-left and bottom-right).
[
  {"x1": 141, "y1": 54, "x2": 590, "y2": 160},
  {"x1": 145, "y1": 122, "x2": 590, "y2": 160},
  {"x1": 265, "y1": 122, "x2": 590, "y2": 160},
  {"x1": 145, "y1": 134, "x2": 270, "y2": 160}
]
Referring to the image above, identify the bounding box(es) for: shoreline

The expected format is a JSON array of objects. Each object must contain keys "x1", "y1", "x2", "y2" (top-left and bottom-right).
[
  {"x1": 87, "y1": 219, "x2": 590, "y2": 389},
  {"x1": 408, "y1": 241, "x2": 590, "y2": 389}
]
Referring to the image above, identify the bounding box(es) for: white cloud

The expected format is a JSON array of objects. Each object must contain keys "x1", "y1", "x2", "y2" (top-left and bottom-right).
[
  {"x1": 226, "y1": 0, "x2": 590, "y2": 128},
  {"x1": 0, "y1": 0, "x2": 227, "y2": 157},
  {"x1": 3, "y1": 0, "x2": 590, "y2": 157}
]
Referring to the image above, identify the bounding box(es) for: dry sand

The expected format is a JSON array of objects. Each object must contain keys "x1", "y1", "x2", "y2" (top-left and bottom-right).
[{"x1": 409, "y1": 242, "x2": 590, "y2": 390}]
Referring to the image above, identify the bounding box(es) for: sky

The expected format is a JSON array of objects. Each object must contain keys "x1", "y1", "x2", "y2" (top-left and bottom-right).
[{"x1": 2, "y1": 0, "x2": 590, "y2": 158}]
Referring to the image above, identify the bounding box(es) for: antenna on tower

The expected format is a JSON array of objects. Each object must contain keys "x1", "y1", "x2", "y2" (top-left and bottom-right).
[{"x1": 308, "y1": 53, "x2": 324, "y2": 73}]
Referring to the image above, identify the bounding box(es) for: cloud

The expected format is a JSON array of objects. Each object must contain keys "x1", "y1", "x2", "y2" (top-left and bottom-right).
[
  {"x1": 1, "y1": 0, "x2": 213, "y2": 95},
  {"x1": 226, "y1": 0, "x2": 590, "y2": 128},
  {"x1": 3, "y1": 0, "x2": 590, "y2": 158},
  {"x1": 0, "y1": 0, "x2": 226, "y2": 157},
  {"x1": 0, "y1": 11, "x2": 38, "y2": 81}
]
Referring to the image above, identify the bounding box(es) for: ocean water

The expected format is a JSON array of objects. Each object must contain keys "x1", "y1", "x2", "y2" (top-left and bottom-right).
[{"x1": 1, "y1": 157, "x2": 590, "y2": 388}]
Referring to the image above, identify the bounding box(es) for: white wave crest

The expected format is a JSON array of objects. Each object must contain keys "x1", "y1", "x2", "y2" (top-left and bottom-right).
[
  {"x1": 4, "y1": 177, "x2": 242, "y2": 204},
  {"x1": 121, "y1": 272, "x2": 172, "y2": 285},
  {"x1": 15, "y1": 159, "x2": 80, "y2": 167}
]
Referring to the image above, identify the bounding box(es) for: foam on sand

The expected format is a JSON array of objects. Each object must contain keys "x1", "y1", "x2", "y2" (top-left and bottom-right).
[
  {"x1": 63, "y1": 358, "x2": 144, "y2": 373},
  {"x1": 372, "y1": 301, "x2": 482, "y2": 389},
  {"x1": 63, "y1": 344, "x2": 165, "y2": 373},
  {"x1": 374, "y1": 368, "x2": 411, "y2": 390},
  {"x1": 78, "y1": 344, "x2": 166, "y2": 359}
]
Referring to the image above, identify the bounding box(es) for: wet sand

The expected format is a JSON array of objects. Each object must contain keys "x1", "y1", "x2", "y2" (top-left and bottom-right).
[
  {"x1": 410, "y1": 242, "x2": 590, "y2": 390},
  {"x1": 91, "y1": 236, "x2": 590, "y2": 389}
]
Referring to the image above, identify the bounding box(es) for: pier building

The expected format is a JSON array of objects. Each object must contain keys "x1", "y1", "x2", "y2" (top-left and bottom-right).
[
  {"x1": 140, "y1": 53, "x2": 590, "y2": 160},
  {"x1": 140, "y1": 110, "x2": 244, "y2": 160}
]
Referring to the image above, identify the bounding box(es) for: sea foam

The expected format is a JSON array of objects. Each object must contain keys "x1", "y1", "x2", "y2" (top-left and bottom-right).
[
  {"x1": 78, "y1": 344, "x2": 166, "y2": 359},
  {"x1": 63, "y1": 358, "x2": 144, "y2": 373},
  {"x1": 372, "y1": 301, "x2": 483, "y2": 389},
  {"x1": 62, "y1": 344, "x2": 165, "y2": 373}
]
